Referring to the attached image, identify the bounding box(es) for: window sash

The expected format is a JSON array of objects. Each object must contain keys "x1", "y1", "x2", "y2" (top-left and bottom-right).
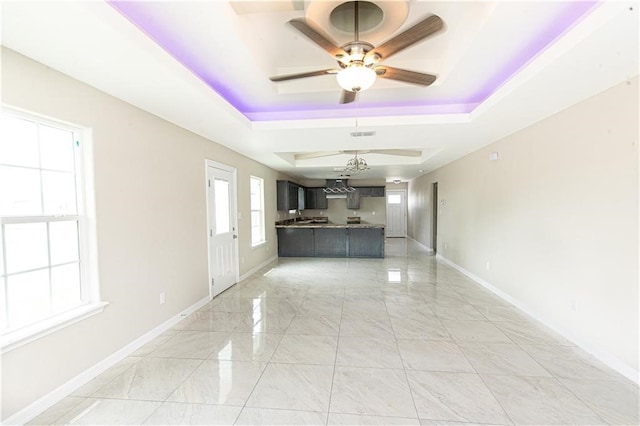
[
  {"x1": 249, "y1": 177, "x2": 265, "y2": 246},
  {"x1": 1, "y1": 110, "x2": 91, "y2": 336}
]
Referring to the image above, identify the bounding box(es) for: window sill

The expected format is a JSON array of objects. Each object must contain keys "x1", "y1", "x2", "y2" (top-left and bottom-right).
[
  {"x1": 0, "y1": 301, "x2": 109, "y2": 354},
  {"x1": 251, "y1": 241, "x2": 267, "y2": 250}
]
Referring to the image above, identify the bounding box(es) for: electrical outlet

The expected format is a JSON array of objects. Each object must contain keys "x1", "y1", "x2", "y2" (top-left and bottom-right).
[
  {"x1": 372, "y1": 211, "x2": 376, "y2": 215},
  {"x1": 266, "y1": 245, "x2": 270, "y2": 251},
  {"x1": 160, "y1": 292, "x2": 166, "y2": 305},
  {"x1": 570, "y1": 298, "x2": 577, "y2": 312},
  {"x1": 486, "y1": 261, "x2": 491, "y2": 270},
  {"x1": 444, "y1": 242, "x2": 448, "y2": 250},
  {"x1": 241, "y1": 257, "x2": 245, "y2": 264}
]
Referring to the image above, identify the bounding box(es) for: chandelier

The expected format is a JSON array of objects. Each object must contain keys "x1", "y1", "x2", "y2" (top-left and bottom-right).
[{"x1": 344, "y1": 151, "x2": 369, "y2": 173}]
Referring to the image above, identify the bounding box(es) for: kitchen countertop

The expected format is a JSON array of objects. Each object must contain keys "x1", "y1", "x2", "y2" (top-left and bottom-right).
[{"x1": 275, "y1": 222, "x2": 385, "y2": 229}]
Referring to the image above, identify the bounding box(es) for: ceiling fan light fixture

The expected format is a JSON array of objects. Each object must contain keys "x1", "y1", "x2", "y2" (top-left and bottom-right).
[{"x1": 337, "y1": 63, "x2": 376, "y2": 92}]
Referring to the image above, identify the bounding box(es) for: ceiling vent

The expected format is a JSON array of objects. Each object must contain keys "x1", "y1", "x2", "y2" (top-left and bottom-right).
[{"x1": 350, "y1": 130, "x2": 376, "y2": 137}]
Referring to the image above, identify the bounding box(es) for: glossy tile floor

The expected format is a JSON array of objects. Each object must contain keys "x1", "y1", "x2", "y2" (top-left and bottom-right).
[{"x1": 30, "y1": 239, "x2": 638, "y2": 425}]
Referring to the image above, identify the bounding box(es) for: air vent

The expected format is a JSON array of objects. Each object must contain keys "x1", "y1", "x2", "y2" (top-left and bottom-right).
[{"x1": 350, "y1": 131, "x2": 376, "y2": 137}]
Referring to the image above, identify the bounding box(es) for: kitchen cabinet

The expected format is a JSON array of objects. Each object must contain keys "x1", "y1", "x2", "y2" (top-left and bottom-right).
[
  {"x1": 305, "y1": 187, "x2": 328, "y2": 210},
  {"x1": 346, "y1": 190, "x2": 360, "y2": 209},
  {"x1": 314, "y1": 228, "x2": 348, "y2": 256},
  {"x1": 276, "y1": 225, "x2": 384, "y2": 258},
  {"x1": 277, "y1": 227, "x2": 314, "y2": 256},
  {"x1": 349, "y1": 227, "x2": 385, "y2": 258},
  {"x1": 277, "y1": 180, "x2": 305, "y2": 210},
  {"x1": 368, "y1": 186, "x2": 385, "y2": 197}
]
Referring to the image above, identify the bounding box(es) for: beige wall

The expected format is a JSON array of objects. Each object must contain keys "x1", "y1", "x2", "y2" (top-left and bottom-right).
[
  {"x1": 0, "y1": 48, "x2": 284, "y2": 419},
  {"x1": 408, "y1": 77, "x2": 639, "y2": 376}
]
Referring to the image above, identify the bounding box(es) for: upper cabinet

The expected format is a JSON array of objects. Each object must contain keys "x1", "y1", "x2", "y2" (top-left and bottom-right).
[
  {"x1": 277, "y1": 180, "x2": 305, "y2": 210},
  {"x1": 305, "y1": 187, "x2": 328, "y2": 210}
]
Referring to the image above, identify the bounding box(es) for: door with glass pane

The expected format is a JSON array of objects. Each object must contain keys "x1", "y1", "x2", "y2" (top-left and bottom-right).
[
  {"x1": 386, "y1": 190, "x2": 407, "y2": 238},
  {"x1": 206, "y1": 163, "x2": 238, "y2": 298}
]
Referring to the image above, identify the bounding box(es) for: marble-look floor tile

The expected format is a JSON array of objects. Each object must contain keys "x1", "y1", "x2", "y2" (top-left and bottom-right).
[
  {"x1": 235, "y1": 407, "x2": 327, "y2": 425},
  {"x1": 92, "y1": 357, "x2": 201, "y2": 400},
  {"x1": 473, "y1": 304, "x2": 531, "y2": 322},
  {"x1": 70, "y1": 357, "x2": 142, "y2": 397},
  {"x1": 494, "y1": 320, "x2": 573, "y2": 346},
  {"x1": 389, "y1": 316, "x2": 451, "y2": 340},
  {"x1": 328, "y1": 412, "x2": 420, "y2": 425},
  {"x1": 176, "y1": 311, "x2": 249, "y2": 332},
  {"x1": 428, "y1": 304, "x2": 486, "y2": 321},
  {"x1": 458, "y1": 342, "x2": 551, "y2": 376},
  {"x1": 149, "y1": 331, "x2": 229, "y2": 359},
  {"x1": 208, "y1": 332, "x2": 282, "y2": 362},
  {"x1": 27, "y1": 396, "x2": 87, "y2": 425},
  {"x1": 330, "y1": 367, "x2": 417, "y2": 418},
  {"x1": 285, "y1": 315, "x2": 340, "y2": 335},
  {"x1": 297, "y1": 300, "x2": 343, "y2": 318},
  {"x1": 520, "y1": 344, "x2": 620, "y2": 380},
  {"x1": 441, "y1": 320, "x2": 511, "y2": 343},
  {"x1": 55, "y1": 398, "x2": 161, "y2": 425},
  {"x1": 142, "y1": 401, "x2": 242, "y2": 425},
  {"x1": 339, "y1": 316, "x2": 394, "y2": 338},
  {"x1": 559, "y1": 378, "x2": 640, "y2": 425},
  {"x1": 168, "y1": 360, "x2": 265, "y2": 405},
  {"x1": 271, "y1": 334, "x2": 338, "y2": 365},
  {"x1": 406, "y1": 371, "x2": 510, "y2": 424},
  {"x1": 482, "y1": 374, "x2": 604, "y2": 425},
  {"x1": 336, "y1": 336, "x2": 404, "y2": 368},
  {"x1": 247, "y1": 363, "x2": 333, "y2": 412},
  {"x1": 131, "y1": 330, "x2": 180, "y2": 356},
  {"x1": 234, "y1": 312, "x2": 295, "y2": 333},
  {"x1": 210, "y1": 297, "x2": 259, "y2": 313},
  {"x1": 398, "y1": 340, "x2": 475, "y2": 373}
]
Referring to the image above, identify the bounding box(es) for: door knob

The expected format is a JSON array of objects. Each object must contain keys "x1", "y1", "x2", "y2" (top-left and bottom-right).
[{"x1": 233, "y1": 234, "x2": 238, "y2": 239}]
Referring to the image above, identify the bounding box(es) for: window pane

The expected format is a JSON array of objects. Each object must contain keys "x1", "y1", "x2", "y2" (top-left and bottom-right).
[
  {"x1": 214, "y1": 178, "x2": 230, "y2": 235},
  {"x1": 0, "y1": 115, "x2": 39, "y2": 168},
  {"x1": 6, "y1": 269, "x2": 50, "y2": 329},
  {"x1": 250, "y1": 192, "x2": 261, "y2": 210},
  {"x1": 4, "y1": 223, "x2": 48, "y2": 274},
  {"x1": 51, "y1": 263, "x2": 81, "y2": 313},
  {"x1": 39, "y1": 125, "x2": 75, "y2": 172},
  {"x1": 42, "y1": 170, "x2": 77, "y2": 214},
  {"x1": 50, "y1": 220, "x2": 79, "y2": 265},
  {"x1": 388, "y1": 194, "x2": 401, "y2": 204},
  {"x1": 0, "y1": 166, "x2": 42, "y2": 215}
]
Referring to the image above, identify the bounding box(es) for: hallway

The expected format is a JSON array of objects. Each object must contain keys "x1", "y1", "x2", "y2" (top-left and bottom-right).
[{"x1": 29, "y1": 239, "x2": 639, "y2": 425}]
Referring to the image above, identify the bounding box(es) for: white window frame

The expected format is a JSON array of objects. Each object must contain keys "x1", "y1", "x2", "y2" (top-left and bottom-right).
[
  {"x1": 249, "y1": 176, "x2": 266, "y2": 247},
  {"x1": 0, "y1": 107, "x2": 106, "y2": 353}
]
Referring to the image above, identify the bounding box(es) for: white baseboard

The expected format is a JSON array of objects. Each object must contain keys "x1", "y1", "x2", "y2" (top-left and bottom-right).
[
  {"x1": 239, "y1": 255, "x2": 277, "y2": 282},
  {"x1": 4, "y1": 296, "x2": 210, "y2": 426},
  {"x1": 436, "y1": 254, "x2": 639, "y2": 385},
  {"x1": 407, "y1": 236, "x2": 435, "y2": 253}
]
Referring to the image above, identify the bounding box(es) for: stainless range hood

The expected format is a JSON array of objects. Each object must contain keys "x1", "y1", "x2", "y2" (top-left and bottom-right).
[{"x1": 324, "y1": 179, "x2": 354, "y2": 198}]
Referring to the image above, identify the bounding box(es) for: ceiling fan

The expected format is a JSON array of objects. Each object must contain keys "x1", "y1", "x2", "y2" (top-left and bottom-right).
[{"x1": 269, "y1": 1, "x2": 444, "y2": 104}]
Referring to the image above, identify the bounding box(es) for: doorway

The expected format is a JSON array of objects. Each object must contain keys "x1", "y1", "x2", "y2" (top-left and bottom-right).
[
  {"x1": 432, "y1": 182, "x2": 438, "y2": 252},
  {"x1": 206, "y1": 160, "x2": 239, "y2": 299},
  {"x1": 386, "y1": 189, "x2": 407, "y2": 238}
]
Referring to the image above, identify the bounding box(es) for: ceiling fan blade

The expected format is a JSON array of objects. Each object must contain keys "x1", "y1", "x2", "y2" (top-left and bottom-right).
[
  {"x1": 340, "y1": 90, "x2": 357, "y2": 104},
  {"x1": 367, "y1": 15, "x2": 443, "y2": 61},
  {"x1": 375, "y1": 66, "x2": 436, "y2": 86},
  {"x1": 289, "y1": 18, "x2": 348, "y2": 58},
  {"x1": 270, "y1": 69, "x2": 337, "y2": 82}
]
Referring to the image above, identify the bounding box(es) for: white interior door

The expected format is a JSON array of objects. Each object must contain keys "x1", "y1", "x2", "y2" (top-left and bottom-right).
[
  {"x1": 386, "y1": 189, "x2": 407, "y2": 238},
  {"x1": 206, "y1": 162, "x2": 239, "y2": 298}
]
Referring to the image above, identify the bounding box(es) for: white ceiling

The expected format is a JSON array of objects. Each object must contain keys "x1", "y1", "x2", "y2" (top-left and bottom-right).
[{"x1": 1, "y1": 1, "x2": 638, "y2": 181}]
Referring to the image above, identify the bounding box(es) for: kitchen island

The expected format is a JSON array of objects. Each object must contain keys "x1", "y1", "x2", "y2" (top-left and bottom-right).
[{"x1": 275, "y1": 220, "x2": 385, "y2": 258}]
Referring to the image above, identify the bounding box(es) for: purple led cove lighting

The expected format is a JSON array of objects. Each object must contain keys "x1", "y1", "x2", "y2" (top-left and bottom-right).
[
  {"x1": 107, "y1": 1, "x2": 598, "y2": 121},
  {"x1": 466, "y1": 1, "x2": 599, "y2": 104},
  {"x1": 107, "y1": 0, "x2": 250, "y2": 112}
]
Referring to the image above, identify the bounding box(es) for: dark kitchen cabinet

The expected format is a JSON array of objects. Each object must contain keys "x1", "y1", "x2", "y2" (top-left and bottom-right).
[
  {"x1": 346, "y1": 190, "x2": 360, "y2": 209},
  {"x1": 277, "y1": 180, "x2": 305, "y2": 211},
  {"x1": 277, "y1": 228, "x2": 314, "y2": 256},
  {"x1": 305, "y1": 187, "x2": 328, "y2": 210},
  {"x1": 349, "y1": 227, "x2": 385, "y2": 258},
  {"x1": 368, "y1": 186, "x2": 385, "y2": 197},
  {"x1": 314, "y1": 228, "x2": 348, "y2": 257}
]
